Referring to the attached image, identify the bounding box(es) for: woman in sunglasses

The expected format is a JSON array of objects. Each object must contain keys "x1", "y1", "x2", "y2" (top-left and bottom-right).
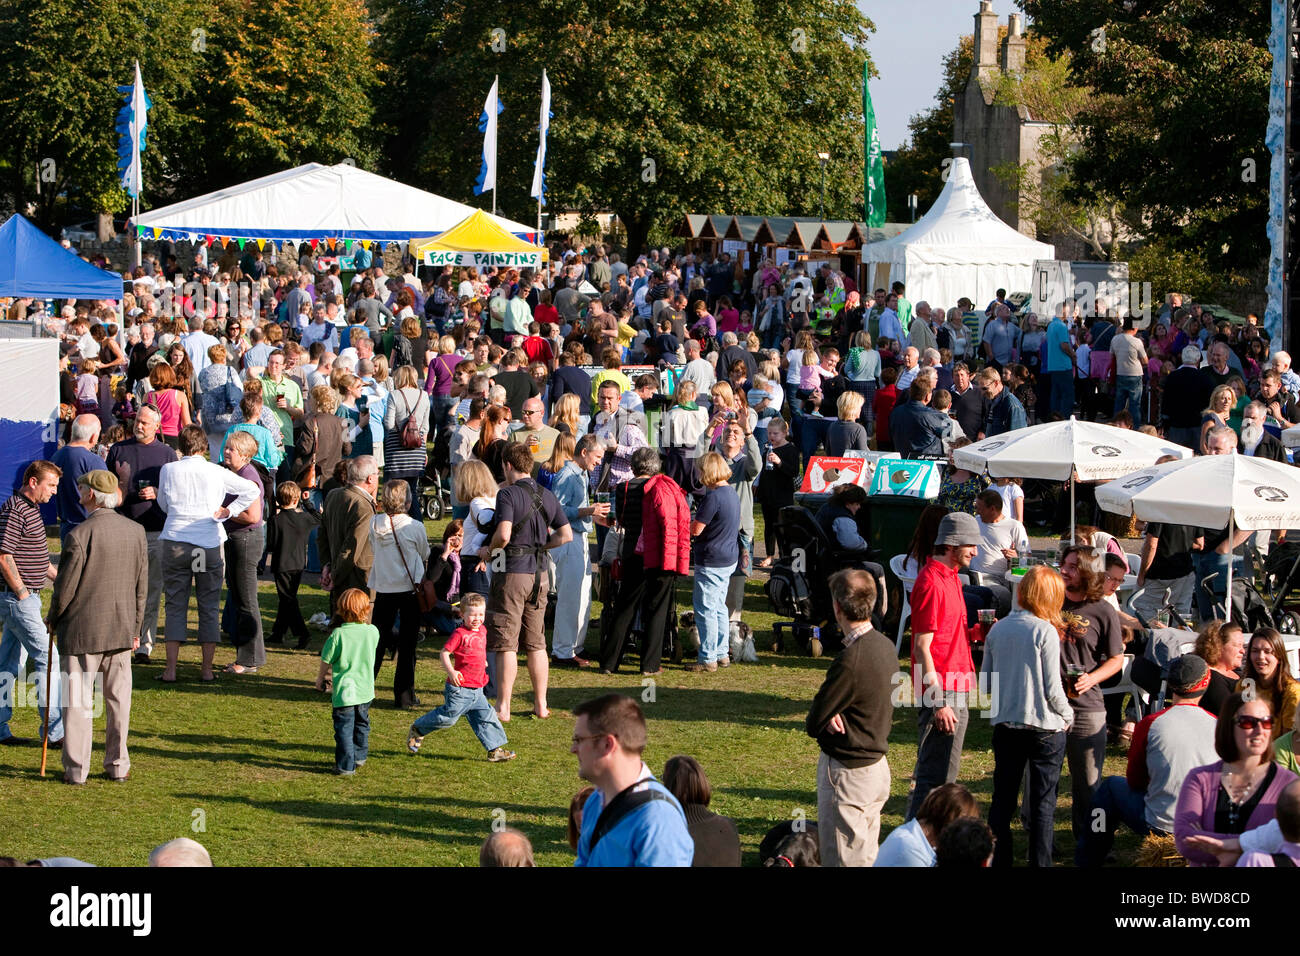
[
  {"x1": 1174, "y1": 691, "x2": 1300, "y2": 865},
  {"x1": 1238, "y1": 628, "x2": 1300, "y2": 741}
]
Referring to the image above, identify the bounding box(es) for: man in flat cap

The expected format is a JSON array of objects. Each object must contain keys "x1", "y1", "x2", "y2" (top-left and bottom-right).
[{"x1": 48, "y1": 470, "x2": 148, "y2": 785}]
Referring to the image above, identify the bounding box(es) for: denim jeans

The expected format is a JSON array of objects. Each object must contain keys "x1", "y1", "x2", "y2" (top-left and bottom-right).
[
  {"x1": 1193, "y1": 550, "x2": 1245, "y2": 620},
  {"x1": 411, "y1": 681, "x2": 508, "y2": 752},
  {"x1": 693, "y1": 563, "x2": 736, "y2": 663},
  {"x1": 1078, "y1": 774, "x2": 1156, "y2": 867},
  {"x1": 1049, "y1": 370, "x2": 1074, "y2": 419},
  {"x1": 989, "y1": 724, "x2": 1066, "y2": 867},
  {"x1": 332, "y1": 702, "x2": 370, "y2": 772},
  {"x1": 1114, "y1": 375, "x2": 1144, "y2": 427},
  {"x1": 0, "y1": 592, "x2": 62, "y2": 743},
  {"x1": 1067, "y1": 708, "x2": 1108, "y2": 862},
  {"x1": 551, "y1": 535, "x2": 591, "y2": 660},
  {"x1": 906, "y1": 698, "x2": 970, "y2": 820}
]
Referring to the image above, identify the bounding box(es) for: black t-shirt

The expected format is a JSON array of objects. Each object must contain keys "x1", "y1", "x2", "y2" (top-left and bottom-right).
[
  {"x1": 106, "y1": 437, "x2": 178, "y2": 532},
  {"x1": 269, "y1": 505, "x2": 320, "y2": 572},
  {"x1": 494, "y1": 478, "x2": 568, "y2": 574},
  {"x1": 1145, "y1": 522, "x2": 1198, "y2": 580},
  {"x1": 494, "y1": 369, "x2": 541, "y2": 419},
  {"x1": 1061, "y1": 596, "x2": 1124, "y2": 713}
]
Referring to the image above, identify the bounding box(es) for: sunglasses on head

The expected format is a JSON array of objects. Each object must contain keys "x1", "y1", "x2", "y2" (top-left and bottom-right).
[{"x1": 1235, "y1": 715, "x2": 1273, "y2": 731}]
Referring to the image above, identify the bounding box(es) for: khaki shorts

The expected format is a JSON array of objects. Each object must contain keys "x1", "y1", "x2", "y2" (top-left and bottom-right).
[{"x1": 486, "y1": 571, "x2": 548, "y2": 653}]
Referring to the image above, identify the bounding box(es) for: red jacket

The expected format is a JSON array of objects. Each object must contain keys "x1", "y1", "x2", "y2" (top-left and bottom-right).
[{"x1": 638, "y1": 474, "x2": 691, "y2": 573}]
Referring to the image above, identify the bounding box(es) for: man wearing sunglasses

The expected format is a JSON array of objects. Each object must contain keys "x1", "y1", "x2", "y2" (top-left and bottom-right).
[{"x1": 506, "y1": 398, "x2": 558, "y2": 477}]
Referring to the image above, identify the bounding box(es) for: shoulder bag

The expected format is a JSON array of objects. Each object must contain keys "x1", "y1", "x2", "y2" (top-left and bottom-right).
[{"x1": 390, "y1": 514, "x2": 437, "y2": 613}]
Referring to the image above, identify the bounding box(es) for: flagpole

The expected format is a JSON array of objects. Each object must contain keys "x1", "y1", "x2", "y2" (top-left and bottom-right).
[
  {"x1": 492, "y1": 74, "x2": 498, "y2": 216},
  {"x1": 1225, "y1": 513, "x2": 1235, "y2": 624}
]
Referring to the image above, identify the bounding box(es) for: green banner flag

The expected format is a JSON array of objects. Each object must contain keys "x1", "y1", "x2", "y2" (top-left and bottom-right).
[{"x1": 863, "y1": 66, "x2": 886, "y2": 228}]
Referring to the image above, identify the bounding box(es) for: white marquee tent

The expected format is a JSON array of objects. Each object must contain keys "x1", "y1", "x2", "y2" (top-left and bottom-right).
[
  {"x1": 132, "y1": 162, "x2": 539, "y2": 245},
  {"x1": 860, "y1": 157, "x2": 1054, "y2": 309}
]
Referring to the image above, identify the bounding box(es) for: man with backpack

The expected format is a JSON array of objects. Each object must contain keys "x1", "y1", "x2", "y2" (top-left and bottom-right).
[
  {"x1": 480, "y1": 442, "x2": 571, "y2": 722},
  {"x1": 572, "y1": 694, "x2": 694, "y2": 866}
]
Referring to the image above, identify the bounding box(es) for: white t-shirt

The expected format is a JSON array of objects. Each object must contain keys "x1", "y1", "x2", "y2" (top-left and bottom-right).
[
  {"x1": 463, "y1": 495, "x2": 497, "y2": 558},
  {"x1": 996, "y1": 482, "x2": 1024, "y2": 520},
  {"x1": 785, "y1": 349, "x2": 806, "y2": 385},
  {"x1": 970, "y1": 516, "x2": 1030, "y2": 576}
]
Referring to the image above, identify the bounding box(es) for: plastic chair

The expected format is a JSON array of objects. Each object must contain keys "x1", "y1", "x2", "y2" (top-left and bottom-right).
[
  {"x1": 1101, "y1": 654, "x2": 1150, "y2": 720},
  {"x1": 1126, "y1": 552, "x2": 1142, "y2": 577},
  {"x1": 1284, "y1": 636, "x2": 1300, "y2": 675},
  {"x1": 889, "y1": 554, "x2": 918, "y2": 655}
]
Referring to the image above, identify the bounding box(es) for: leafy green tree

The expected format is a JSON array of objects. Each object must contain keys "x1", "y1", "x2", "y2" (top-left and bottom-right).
[
  {"x1": 369, "y1": 0, "x2": 875, "y2": 254},
  {"x1": 1022, "y1": 0, "x2": 1270, "y2": 281},
  {"x1": 0, "y1": 0, "x2": 204, "y2": 230},
  {"x1": 191, "y1": 0, "x2": 382, "y2": 190}
]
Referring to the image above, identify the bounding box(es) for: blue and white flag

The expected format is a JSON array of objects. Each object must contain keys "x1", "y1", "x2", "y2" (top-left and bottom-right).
[
  {"x1": 530, "y1": 70, "x2": 552, "y2": 206},
  {"x1": 116, "y1": 61, "x2": 151, "y2": 199},
  {"x1": 474, "y1": 76, "x2": 503, "y2": 196}
]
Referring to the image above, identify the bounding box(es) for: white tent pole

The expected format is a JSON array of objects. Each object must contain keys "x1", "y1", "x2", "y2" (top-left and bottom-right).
[
  {"x1": 1070, "y1": 471, "x2": 1076, "y2": 544},
  {"x1": 1225, "y1": 512, "x2": 1235, "y2": 624}
]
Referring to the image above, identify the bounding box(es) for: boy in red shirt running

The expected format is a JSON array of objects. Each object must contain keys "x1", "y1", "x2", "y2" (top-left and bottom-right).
[{"x1": 407, "y1": 593, "x2": 515, "y2": 762}]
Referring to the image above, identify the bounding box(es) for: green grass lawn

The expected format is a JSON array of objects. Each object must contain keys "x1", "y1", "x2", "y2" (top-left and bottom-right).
[{"x1": 0, "y1": 519, "x2": 1145, "y2": 867}]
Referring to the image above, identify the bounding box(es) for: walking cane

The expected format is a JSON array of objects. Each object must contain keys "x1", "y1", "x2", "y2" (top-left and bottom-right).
[{"x1": 39, "y1": 623, "x2": 54, "y2": 777}]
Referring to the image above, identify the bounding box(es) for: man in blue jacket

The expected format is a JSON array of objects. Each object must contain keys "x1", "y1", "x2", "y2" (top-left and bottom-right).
[{"x1": 572, "y1": 694, "x2": 693, "y2": 866}]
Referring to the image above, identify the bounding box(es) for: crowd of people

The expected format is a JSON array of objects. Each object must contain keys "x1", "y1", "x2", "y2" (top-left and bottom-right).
[{"x1": 1, "y1": 236, "x2": 1297, "y2": 867}]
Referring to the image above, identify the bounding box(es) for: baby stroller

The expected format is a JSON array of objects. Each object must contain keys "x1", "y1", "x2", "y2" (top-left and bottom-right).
[
  {"x1": 765, "y1": 505, "x2": 886, "y2": 656},
  {"x1": 1198, "y1": 571, "x2": 1276, "y2": 632},
  {"x1": 1262, "y1": 541, "x2": 1300, "y2": 635}
]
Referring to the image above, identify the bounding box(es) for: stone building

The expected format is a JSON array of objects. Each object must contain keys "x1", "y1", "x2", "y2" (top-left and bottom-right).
[{"x1": 952, "y1": 1, "x2": 1052, "y2": 240}]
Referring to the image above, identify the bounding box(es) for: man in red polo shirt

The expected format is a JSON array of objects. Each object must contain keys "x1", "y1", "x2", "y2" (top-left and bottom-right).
[{"x1": 906, "y1": 511, "x2": 978, "y2": 820}]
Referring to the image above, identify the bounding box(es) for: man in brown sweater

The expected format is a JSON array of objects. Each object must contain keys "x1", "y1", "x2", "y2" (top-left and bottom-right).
[
  {"x1": 48, "y1": 470, "x2": 148, "y2": 785},
  {"x1": 805, "y1": 569, "x2": 896, "y2": 866}
]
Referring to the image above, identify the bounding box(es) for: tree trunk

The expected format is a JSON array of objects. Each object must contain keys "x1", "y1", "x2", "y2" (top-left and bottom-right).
[{"x1": 621, "y1": 210, "x2": 652, "y2": 261}]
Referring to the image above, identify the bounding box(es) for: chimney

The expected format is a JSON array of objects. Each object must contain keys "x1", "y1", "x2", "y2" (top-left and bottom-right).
[
  {"x1": 1001, "y1": 12, "x2": 1027, "y2": 73},
  {"x1": 974, "y1": 1, "x2": 999, "y2": 78}
]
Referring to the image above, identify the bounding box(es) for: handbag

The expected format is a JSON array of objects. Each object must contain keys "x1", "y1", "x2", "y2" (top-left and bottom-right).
[
  {"x1": 390, "y1": 514, "x2": 437, "y2": 613},
  {"x1": 399, "y1": 388, "x2": 425, "y2": 450}
]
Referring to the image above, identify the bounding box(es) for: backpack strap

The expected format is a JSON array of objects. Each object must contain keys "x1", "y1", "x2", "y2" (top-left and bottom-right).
[
  {"x1": 1272, "y1": 852, "x2": 1297, "y2": 868},
  {"x1": 589, "y1": 782, "x2": 674, "y2": 854}
]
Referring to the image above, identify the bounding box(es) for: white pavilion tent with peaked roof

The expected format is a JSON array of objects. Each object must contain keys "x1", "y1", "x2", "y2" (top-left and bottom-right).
[
  {"x1": 860, "y1": 157, "x2": 1054, "y2": 307},
  {"x1": 132, "y1": 162, "x2": 538, "y2": 246}
]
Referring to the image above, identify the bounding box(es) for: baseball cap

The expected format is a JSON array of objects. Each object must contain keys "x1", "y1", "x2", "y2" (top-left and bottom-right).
[
  {"x1": 1167, "y1": 655, "x2": 1210, "y2": 696},
  {"x1": 935, "y1": 512, "x2": 981, "y2": 548}
]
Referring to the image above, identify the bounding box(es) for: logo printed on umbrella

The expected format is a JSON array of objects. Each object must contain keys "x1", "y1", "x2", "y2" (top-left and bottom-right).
[
  {"x1": 1121, "y1": 474, "x2": 1156, "y2": 490},
  {"x1": 1254, "y1": 485, "x2": 1289, "y2": 503},
  {"x1": 977, "y1": 440, "x2": 1007, "y2": 452},
  {"x1": 1090, "y1": 444, "x2": 1121, "y2": 457}
]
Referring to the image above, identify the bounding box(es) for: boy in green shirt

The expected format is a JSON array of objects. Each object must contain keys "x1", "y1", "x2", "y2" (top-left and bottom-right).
[{"x1": 316, "y1": 588, "x2": 380, "y2": 775}]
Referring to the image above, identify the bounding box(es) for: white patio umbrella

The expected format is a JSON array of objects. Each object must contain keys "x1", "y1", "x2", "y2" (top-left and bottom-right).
[
  {"x1": 952, "y1": 417, "x2": 1192, "y2": 540},
  {"x1": 1095, "y1": 454, "x2": 1300, "y2": 621}
]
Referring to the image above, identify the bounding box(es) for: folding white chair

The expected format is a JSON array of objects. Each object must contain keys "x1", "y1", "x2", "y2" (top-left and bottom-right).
[
  {"x1": 1101, "y1": 653, "x2": 1150, "y2": 720},
  {"x1": 889, "y1": 554, "x2": 918, "y2": 655}
]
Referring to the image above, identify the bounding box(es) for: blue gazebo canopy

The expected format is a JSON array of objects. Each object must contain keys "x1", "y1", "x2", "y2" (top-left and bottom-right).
[{"x1": 0, "y1": 215, "x2": 123, "y2": 300}]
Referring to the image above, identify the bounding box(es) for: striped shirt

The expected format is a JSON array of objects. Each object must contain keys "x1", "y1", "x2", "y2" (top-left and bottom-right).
[{"x1": 0, "y1": 492, "x2": 51, "y2": 591}]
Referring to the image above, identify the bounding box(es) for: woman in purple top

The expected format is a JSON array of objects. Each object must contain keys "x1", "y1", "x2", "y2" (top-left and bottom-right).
[
  {"x1": 1175, "y1": 691, "x2": 1300, "y2": 865},
  {"x1": 715, "y1": 296, "x2": 740, "y2": 336},
  {"x1": 425, "y1": 334, "x2": 462, "y2": 455},
  {"x1": 221, "y1": 430, "x2": 266, "y2": 675}
]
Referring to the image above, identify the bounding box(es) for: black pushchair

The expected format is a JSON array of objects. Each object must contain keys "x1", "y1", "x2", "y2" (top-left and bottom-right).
[
  {"x1": 765, "y1": 506, "x2": 886, "y2": 657},
  {"x1": 1262, "y1": 542, "x2": 1300, "y2": 634},
  {"x1": 1198, "y1": 571, "x2": 1276, "y2": 632}
]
